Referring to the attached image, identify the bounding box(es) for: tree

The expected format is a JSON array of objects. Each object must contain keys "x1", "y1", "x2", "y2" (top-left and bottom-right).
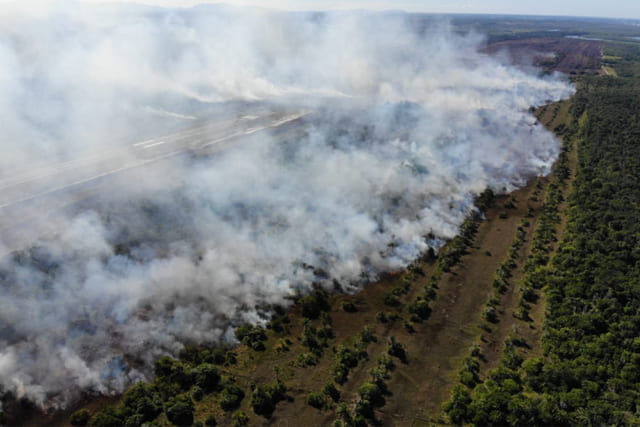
[
  {"x1": 307, "y1": 392, "x2": 327, "y2": 409},
  {"x1": 323, "y1": 382, "x2": 340, "y2": 402},
  {"x1": 120, "y1": 383, "x2": 162, "y2": 422},
  {"x1": 299, "y1": 289, "x2": 330, "y2": 319},
  {"x1": 358, "y1": 382, "x2": 385, "y2": 408},
  {"x1": 69, "y1": 409, "x2": 90, "y2": 426},
  {"x1": 387, "y1": 336, "x2": 407, "y2": 363},
  {"x1": 231, "y1": 411, "x2": 249, "y2": 427},
  {"x1": 220, "y1": 384, "x2": 245, "y2": 411},
  {"x1": 153, "y1": 356, "x2": 191, "y2": 389},
  {"x1": 165, "y1": 395, "x2": 194, "y2": 426},
  {"x1": 88, "y1": 407, "x2": 123, "y2": 427},
  {"x1": 250, "y1": 385, "x2": 275, "y2": 417},
  {"x1": 191, "y1": 363, "x2": 221, "y2": 392},
  {"x1": 443, "y1": 385, "x2": 471, "y2": 424}
]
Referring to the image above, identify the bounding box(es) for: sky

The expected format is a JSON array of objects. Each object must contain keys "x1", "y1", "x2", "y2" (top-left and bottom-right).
[{"x1": 52, "y1": 0, "x2": 640, "y2": 20}]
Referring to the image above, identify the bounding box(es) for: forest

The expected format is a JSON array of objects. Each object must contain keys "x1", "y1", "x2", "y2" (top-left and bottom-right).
[{"x1": 445, "y1": 41, "x2": 640, "y2": 425}]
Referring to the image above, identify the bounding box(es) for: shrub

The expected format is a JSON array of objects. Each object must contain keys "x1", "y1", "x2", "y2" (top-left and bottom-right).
[
  {"x1": 387, "y1": 336, "x2": 407, "y2": 363},
  {"x1": 250, "y1": 385, "x2": 275, "y2": 417},
  {"x1": 70, "y1": 409, "x2": 90, "y2": 426},
  {"x1": 359, "y1": 325, "x2": 376, "y2": 343},
  {"x1": 268, "y1": 380, "x2": 287, "y2": 403},
  {"x1": 220, "y1": 384, "x2": 245, "y2": 411},
  {"x1": 336, "y1": 345, "x2": 359, "y2": 368},
  {"x1": 191, "y1": 363, "x2": 221, "y2": 392},
  {"x1": 88, "y1": 406, "x2": 123, "y2": 427},
  {"x1": 208, "y1": 348, "x2": 236, "y2": 366},
  {"x1": 383, "y1": 293, "x2": 400, "y2": 307},
  {"x1": 192, "y1": 385, "x2": 204, "y2": 401},
  {"x1": 165, "y1": 395, "x2": 194, "y2": 427},
  {"x1": 231, "y1": 411, "x2": 249, "y2": 427},
  {"x1": 235, "y1": 325, "x2": 267, "y2": 351},
  {"x1": 443, "y1": 385, "x2": 471, "y2": 424},
  {"x1": 483, "y1": 306, "x2": 499, "y2": 323},
  {"x1": 153, "y1": 356, "x2": 191, "y2": 389},
  {"x1": 307, "y1": 392, "x2": 327, "y2": 409},
  {"x1": 342, "y1": 301, "x2": 358, "y2": 313},
  {"x1": 358, "y1": 382, "x2": 385, "y2": 407},
  {"x1": 408, "y1": 297, "x2": 431, "y2": 320},
  {"x1": 275, "y1": 337, "x2": 291, "y2": 353},
  {"x1": 120, "y1": 383, "x2": 162, "y2": 423},
  {"x1": 323, "y1": 382, "x2": 340, "y2": 402},
  {"x1": 459, "y1": 370, "x2": 478, "y2": 387},
  {"x1": 377, "y1": 355, "x2": 395, "y2": 372},
  {"x1": 333, "y1": 363, "x2": 349, "y2": 384},
  {"x1": 403, "y1": 321, "x2": 415, "y2": 333},
  {"x1": 296, "y1": 352, "x2": 319, "y2": 367},
  {"x1": 299, "y1": 289, "x2": 330, "y2": 319}
]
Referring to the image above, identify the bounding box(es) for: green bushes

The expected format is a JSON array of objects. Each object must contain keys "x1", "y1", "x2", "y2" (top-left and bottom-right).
[
  {"x1": 358, "y1": 382, "x2": 385, "y2": 408},
  {"x1": 331, "y1": 327, "x2": 375, "y2": 385},
  {"x1": 250, "y1": 381, "x2": 287, "y2": 418},
  {"x1": 443, "y1": 385, "x2": 472, "y2": 424},
  {"x1": 340, "y1": 354, "x2": 397, "y2": 424},
  {"x1": 295, "y1": 352, "x2": 319, "y2": 367},
  {"x1": 250, "y1": 386, "x2": 274, "y2": 417},
  {"x1": 121, "y1": 383, "x2": 163, "y2": 423},
  {"x1": 191, "y1": 364, "x2": 220, "y2": 392},
  {"x1": 332, "y1": 363, "x2": 350, "y2": 385},
  {"x1": 359, "y1": 325, "x2": 376, "y2": 343},
  {"x1": 386, "y1": 336, "x2": 407, "y2": 363},
  {"x1": 299, "y1": 289, "x2": 330, "y2": 319},
  {"x1": 375, "y1": 311, "x2": 388, "y2": 322},
  {"x1": 323, "y1": 382, "x2": 340, "y2": 402},
  {"x1": 69, "y1": 409, "x2": 90, "y2": 426},
  {"x1": 300, "y1": 323, "x2": 332, "y2": 356},
  {"x1": 446, "y1": 63, "x2": 640, "y2": 425},
  {"x1": 438, "y1": 216, "x2": 481, "y2": 272},
  {"x1": 87, "y1": 407, "x2": 122, "y2": 427},
  {"x1": 341, "y1": 301, "x2": 357, "y2": 313},
  {"x1": 231, "y1": 411, "x2": 249, "y2": 427},
  {"x1": 220, "y1": 383, "x2": 245, "y2": 412},
  {"x1": 178, "y1": 346, "x2": 236, "y2": 367},
  {"x1": 154, "y1": 356, "x2": 191, "y2": 389},
  {"x1": 165, "y1": 395, "x2": 194, "y2": 426},
  {"x1": 407, "y1": 296, "x2": 431, "y2": 320},
  {"x1": 307, "y1": 392, "x2": 327, "y2": 409},
  {"x1": 234, "y1": 325, "x2": 267, "y2": 351},
  {"x1": 475, "y1": 188, "x2": 496, "y2": 212}
]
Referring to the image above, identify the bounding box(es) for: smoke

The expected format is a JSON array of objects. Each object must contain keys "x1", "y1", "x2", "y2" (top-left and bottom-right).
[{"x1": 0, "y1": 3, "x2": 573, "y2": 409}]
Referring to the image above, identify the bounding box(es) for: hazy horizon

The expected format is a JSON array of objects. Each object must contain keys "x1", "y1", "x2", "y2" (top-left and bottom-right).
[{"x1": 3, "y1": 0, "x2": 638, "y2": 21}]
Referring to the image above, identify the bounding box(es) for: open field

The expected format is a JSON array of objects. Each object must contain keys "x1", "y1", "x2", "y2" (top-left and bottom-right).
[{"x1": 486, "y1": 37, "x2": 603, "y2": 74}]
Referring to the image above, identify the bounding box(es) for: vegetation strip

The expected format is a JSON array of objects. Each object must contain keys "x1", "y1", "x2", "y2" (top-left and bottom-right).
[{"x1": 445, "y1": 43, "x2": 640, "y2": 426}]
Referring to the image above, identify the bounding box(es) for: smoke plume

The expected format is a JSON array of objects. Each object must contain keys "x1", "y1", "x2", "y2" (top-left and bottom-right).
[{"x1": 0, "y1": 3, "x2": 573, "y2": 409}]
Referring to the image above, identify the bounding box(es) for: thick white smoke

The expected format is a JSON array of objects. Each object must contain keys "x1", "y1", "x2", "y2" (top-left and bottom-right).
[{"x1": 0, "y1": 3, "x2": 574, "y2": 409}]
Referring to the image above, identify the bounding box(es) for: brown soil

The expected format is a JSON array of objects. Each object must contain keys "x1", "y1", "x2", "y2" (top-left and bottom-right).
[{"x1": 486, "y1": 37, "x2": 602, "y2": 74}]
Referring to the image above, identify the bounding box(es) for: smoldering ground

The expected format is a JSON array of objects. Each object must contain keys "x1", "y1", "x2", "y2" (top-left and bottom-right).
[{"x1": 0, "y1": 3, "x2": 574, "y2": 409}]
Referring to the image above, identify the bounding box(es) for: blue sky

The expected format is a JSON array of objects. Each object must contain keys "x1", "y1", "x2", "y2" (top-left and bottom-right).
[{"x1": 67, "y1": 0, "x2": 640, "y2": 20}]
